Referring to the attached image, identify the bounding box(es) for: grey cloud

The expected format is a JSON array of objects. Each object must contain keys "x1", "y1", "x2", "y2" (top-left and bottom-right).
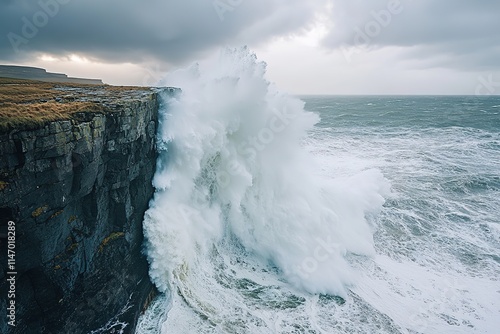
[
  {"x1": 323, "y1": 0, "x2": 500, "y2": 70},
  {"x1": 0, "y1": 0, "x2": 325, "y2": 64}
]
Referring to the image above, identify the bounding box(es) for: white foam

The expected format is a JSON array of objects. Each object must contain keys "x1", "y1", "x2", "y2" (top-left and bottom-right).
[
  {"x1": 353, "y1": 255, "x2": 500, "y2": 334},
  {"x1": 140, "y1": 47, "x2": 390, "y2": 332}
]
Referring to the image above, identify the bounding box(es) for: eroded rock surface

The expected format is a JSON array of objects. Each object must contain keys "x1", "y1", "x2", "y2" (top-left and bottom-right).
[{"x1": 0, "y1": 86, "x2": 172, "y2": 333}]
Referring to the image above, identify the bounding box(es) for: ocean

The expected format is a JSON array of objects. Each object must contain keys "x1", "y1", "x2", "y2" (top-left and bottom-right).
[{"x1": 136, "y1": 48, "x2": 500, "y2": 333}]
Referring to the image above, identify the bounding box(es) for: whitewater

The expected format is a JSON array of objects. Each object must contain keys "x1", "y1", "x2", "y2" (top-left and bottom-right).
[{"x1": 136, "y1": 48, "x2": 500, "y2": 333}]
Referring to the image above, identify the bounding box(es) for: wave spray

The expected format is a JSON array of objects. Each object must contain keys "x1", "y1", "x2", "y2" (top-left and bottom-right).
[{"x1": 140, "y1": 47, "x2": 389, "y2": 333}]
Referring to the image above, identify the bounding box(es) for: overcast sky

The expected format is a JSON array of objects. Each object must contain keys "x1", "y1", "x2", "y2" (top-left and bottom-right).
[{"x1": 1, "y1": 0, "x2": 499, "y2": 94}]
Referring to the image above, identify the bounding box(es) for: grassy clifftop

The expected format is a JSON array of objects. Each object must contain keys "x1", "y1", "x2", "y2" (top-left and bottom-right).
[
  {"x1": 0, "y1": 77, "x2": 151, "y2": 132},
  {"x1": 0, "y1": 78, "x2": 160, "y2": 333}
]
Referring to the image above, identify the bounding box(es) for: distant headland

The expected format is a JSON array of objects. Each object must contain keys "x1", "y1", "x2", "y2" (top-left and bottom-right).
[{"x1": 0, "y1": 65, "x2": 103, "y2": 85}]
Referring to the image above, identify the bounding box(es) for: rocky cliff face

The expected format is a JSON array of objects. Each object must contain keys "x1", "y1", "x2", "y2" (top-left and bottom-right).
[{"x1": 0, "y1": 87, "x2": 171, "y2": 333}]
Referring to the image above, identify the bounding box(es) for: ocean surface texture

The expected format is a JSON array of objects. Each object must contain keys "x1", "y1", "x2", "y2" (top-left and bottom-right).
[{"x1": 137, "y1": 49, "x2": 500, "y2": 334}]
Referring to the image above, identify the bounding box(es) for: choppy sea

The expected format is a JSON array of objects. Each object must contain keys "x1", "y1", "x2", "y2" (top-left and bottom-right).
[{"x1": 136, "y1": 49, "x2": 500, "y2": 334}]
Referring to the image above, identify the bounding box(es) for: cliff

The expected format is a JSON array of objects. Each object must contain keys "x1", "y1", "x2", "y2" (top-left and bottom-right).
[
  {"x1": 0, "y1": 79, "x2": 175, "y2": 333},
  {"x1": 0, "y1": 65, "x2": 103, "y2": 85}
]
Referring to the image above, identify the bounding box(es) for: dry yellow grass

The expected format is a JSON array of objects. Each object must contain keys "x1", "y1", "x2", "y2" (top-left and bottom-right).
[
  {"x1": 0, "y1": 77, "x2": 146, "y2": 132},
  {"x1": 0, "y1": 77, "x2": 59, "y2": 102},
  {"x1": 0, "y1": 101, "x2": 104, "y2": 131}
]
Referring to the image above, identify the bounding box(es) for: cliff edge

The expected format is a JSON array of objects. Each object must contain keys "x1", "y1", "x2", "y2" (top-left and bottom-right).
[{"x1": 0, "y1": 79, "x2": 173, "y2": 333}]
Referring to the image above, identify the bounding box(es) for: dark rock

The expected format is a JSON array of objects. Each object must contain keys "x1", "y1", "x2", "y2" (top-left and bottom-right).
[{"x1": 0, "y1": 88, "x2": 173, "y2": 333}]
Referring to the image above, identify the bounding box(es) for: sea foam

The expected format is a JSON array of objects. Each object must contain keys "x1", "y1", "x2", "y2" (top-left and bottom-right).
[{"x1": 143, "y1": 46, "x2": 389, "y2": 304}]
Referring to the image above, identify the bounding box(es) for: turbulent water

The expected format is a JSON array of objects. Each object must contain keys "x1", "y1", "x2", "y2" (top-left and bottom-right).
[{"x1": 137, "y1": 48, "x2": 500, "y2": 333}]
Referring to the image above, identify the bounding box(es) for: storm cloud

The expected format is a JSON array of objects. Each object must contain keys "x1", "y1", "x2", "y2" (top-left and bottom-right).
[
  {"x1": 323, "y1": 0, "x2": 500, "y2": 70},
  {"x1": 0, "y1": 0, "x2": 498, "y2": 90},
  {"x1": 0, "y1": 0, "x2": 324, "y2": 64}
]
